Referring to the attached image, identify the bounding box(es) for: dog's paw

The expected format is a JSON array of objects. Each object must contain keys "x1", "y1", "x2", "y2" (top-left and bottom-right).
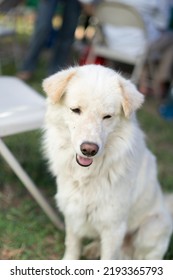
[{"x1": 82, "y1": 241, "x2": 100, "y2": 260}]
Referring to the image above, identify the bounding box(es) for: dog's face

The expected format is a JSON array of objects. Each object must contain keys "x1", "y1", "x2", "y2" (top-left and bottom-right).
[{"x1": 43, "y1": 65, "x2": 144, "y2": 167}]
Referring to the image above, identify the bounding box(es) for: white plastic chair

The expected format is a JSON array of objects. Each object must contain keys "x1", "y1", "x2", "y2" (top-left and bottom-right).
[
  {"x1": 0, "y1": 76, "x2": 64, "y2": 230},
  {"x1": 86, "y1": 1, "x2": 148, "y2": 84}
]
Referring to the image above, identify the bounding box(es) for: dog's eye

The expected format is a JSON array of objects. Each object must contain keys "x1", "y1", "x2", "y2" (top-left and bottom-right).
[
  {"x1": 103, "y1": 115, "x2": 112, "y2": 120},
  {"x1": 70, "y1": 108, "x2": 81, "y2": 114}
]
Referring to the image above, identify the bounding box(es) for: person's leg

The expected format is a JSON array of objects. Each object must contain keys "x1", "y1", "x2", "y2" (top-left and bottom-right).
[
  {"x1": 48, "y1": 0, "x2": 81, "y2": 74},
  {"x1": 157, "y1": 46, "x2": 173, "y2": 84},
  {"x1": 139, "y1": 33, "x2": 173, "y2": 96},
  {"x1": 20, "y1": 0, "x2": 59, "y2": 74},
  {"x1": 149, "y1": 32, "x2": 173, "y2": 54}
]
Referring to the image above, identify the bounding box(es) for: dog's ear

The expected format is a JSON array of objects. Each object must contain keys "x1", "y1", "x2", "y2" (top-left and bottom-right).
[
  {"x1": 119, "y1": 78, "x2": 144, "y2": 118},
  {"x1": 42, "y1": 68, "x2": 76, "y2": 103}
]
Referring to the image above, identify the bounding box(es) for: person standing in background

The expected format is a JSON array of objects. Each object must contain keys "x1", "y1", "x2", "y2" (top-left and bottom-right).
[{"x1": 17, "y1": 0, "x2": 81, "y2": 81}]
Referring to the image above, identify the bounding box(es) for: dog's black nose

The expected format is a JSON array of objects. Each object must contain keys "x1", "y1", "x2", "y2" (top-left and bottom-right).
[{"x1": 80, "y1": 142, "x2": 99, "y2": 157}]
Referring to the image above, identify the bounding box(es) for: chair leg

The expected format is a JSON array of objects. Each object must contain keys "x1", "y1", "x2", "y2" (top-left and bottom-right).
[{"x1": 0, "y1": 138, "x2": 64, "y2": 231}]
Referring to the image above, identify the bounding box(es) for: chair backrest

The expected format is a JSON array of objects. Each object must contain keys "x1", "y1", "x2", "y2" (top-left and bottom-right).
[{"x1": 95, "y1": 1, "x2": 147, "y2": 34}]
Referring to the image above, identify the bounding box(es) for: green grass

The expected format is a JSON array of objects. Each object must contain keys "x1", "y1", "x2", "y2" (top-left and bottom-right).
[
  {"x1": 138, "y1": 100, "x2": 173, "y2": 193},
  {"x1": 0, "y1": 196, "x2": 64, "y2": 259},
  {"x1": 0, "y1": 52, "x2": 173, "y2": 259}
]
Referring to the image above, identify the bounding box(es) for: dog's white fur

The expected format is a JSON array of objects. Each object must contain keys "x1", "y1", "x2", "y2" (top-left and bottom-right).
[{"x1": 43, "y1": 64, "x2": 172, "y2": 260}]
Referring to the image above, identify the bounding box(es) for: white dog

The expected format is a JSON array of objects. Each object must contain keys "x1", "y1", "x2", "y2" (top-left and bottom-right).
[{"x1": 42, "y1": 64, "x2": 172, "y2": 260}]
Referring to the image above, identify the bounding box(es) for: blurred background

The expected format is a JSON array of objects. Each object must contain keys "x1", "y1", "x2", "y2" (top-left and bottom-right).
[{"x1": 0, "y1": 0, "x2": 173, "y2": 259}]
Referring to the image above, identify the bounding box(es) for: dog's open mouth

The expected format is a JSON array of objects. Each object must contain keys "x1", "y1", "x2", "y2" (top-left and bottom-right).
[{"x1": 76, "y1": 154, "x2": 93, "y2": 167}]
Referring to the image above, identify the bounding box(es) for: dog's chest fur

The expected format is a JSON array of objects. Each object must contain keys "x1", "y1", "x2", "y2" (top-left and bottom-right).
[{"x1": 56, "y1": 164, "x2": 132, "y2": 238}]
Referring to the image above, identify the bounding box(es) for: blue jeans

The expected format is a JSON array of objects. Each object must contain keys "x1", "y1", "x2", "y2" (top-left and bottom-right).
[{"x1": 21, "y1": 0, "x2": 81, "y2": 74}]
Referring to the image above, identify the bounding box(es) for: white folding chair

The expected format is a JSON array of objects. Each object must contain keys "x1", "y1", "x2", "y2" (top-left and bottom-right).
[
  {"x1": 86, "y1": 1, "x2": 148, "y2": 84},
  {"x1": 0, "y1": 76, "x2": 64, "y2": 230}
]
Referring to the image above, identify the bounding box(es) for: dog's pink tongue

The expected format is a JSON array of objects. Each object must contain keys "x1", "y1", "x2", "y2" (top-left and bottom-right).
[{"x1": 77, "y1": 155, "x2": 93, "y2": 167}]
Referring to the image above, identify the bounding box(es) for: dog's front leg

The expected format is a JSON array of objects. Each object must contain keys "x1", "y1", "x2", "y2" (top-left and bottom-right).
[
  {"x1": 100, "y1": 223, "x2": 126, "y2": 260},
  {"x1": 63, "y1": 224, "x2": 81, "y2": 260}
]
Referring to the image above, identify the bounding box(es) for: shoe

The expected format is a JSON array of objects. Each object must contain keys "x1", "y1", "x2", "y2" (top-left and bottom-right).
[{"x1": 16, "y1": 71, "x2": 33, "y2": 81}]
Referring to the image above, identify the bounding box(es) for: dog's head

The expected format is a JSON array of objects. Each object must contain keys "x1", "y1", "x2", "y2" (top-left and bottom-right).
[{"x1": 43, "y1": 65, "x2": 144, "y2": 167}]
